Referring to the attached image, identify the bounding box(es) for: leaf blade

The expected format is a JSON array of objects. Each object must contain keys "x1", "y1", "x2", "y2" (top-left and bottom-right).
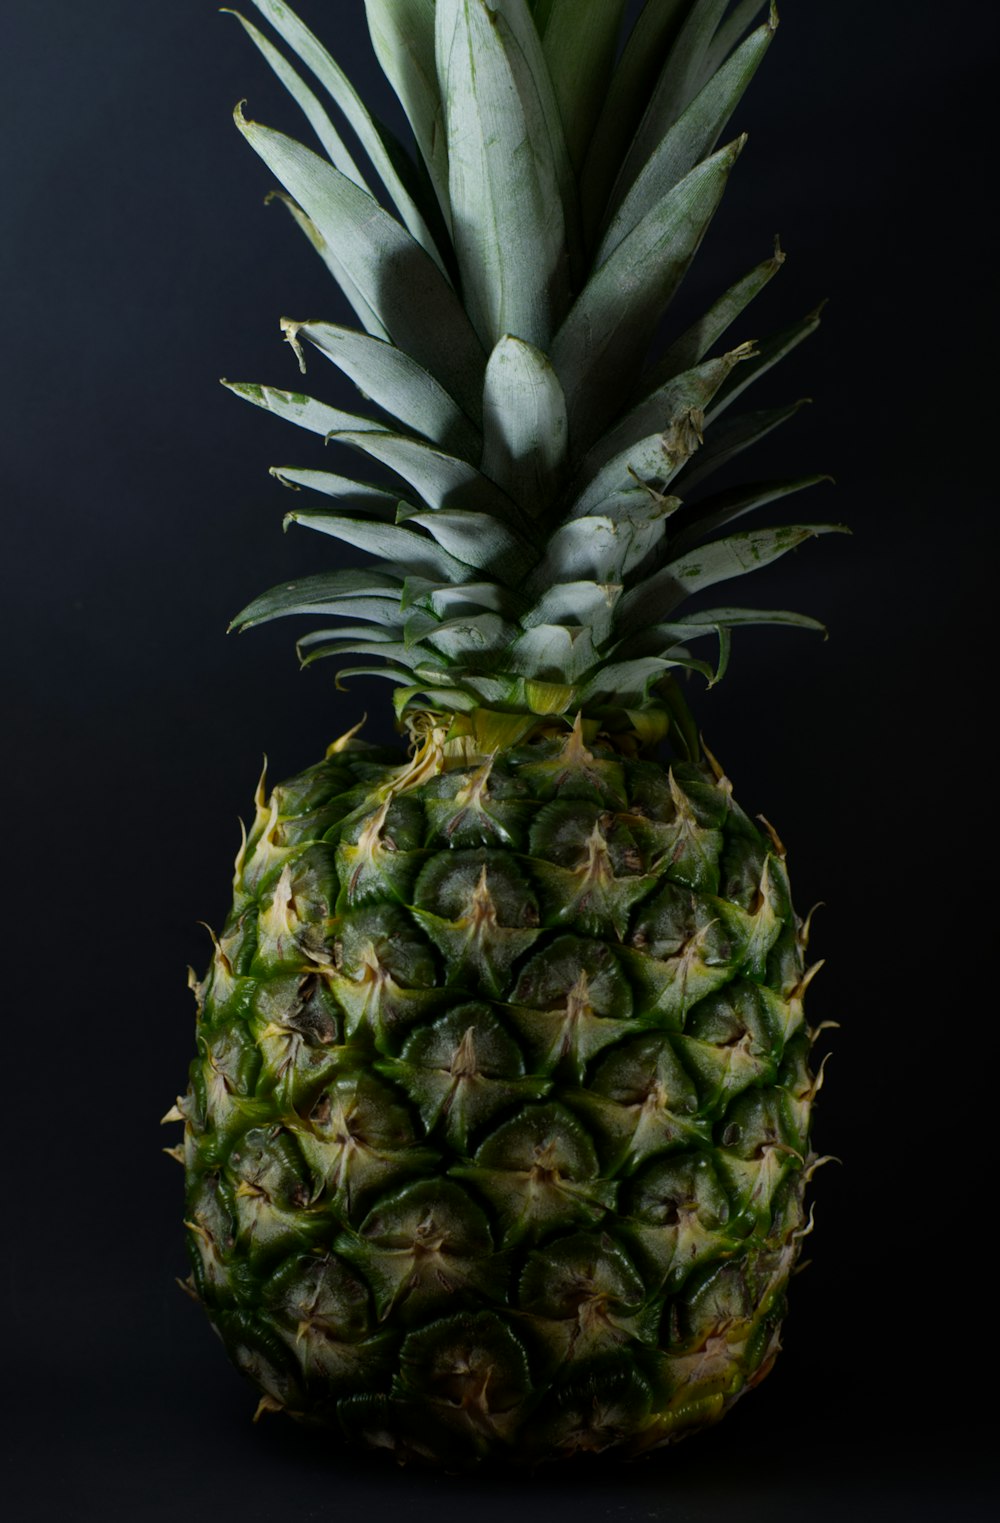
[
  {"x1": 246, "y1": 0, "x2": 446, "y2": 266},
  {"x1": 618, "y1": 524, "x2": 846, "y2": 631},
  {"x1": 289, "y1": 320, "x2": 482, "y2": 459},
  {"x1": 436, "y1": 0, "x2": 566, "y2": 351},
  {"x1": 598, "y1": 15, "x2": 776, "y2": 262},
  {"x1": 533, "y1": 0, "x2": 627, "y2": 172},
  {"x1": 481, "y1": 336, "x2": 569, "y2": 515},
  {"x1": 364, "y1": 0, "x2": 451, "y2": 221},
  {"x1": 235, "y1": 108, "x2": 486, "y2": 416},
  {"x1": 285, "y1": 510, "x2": 472, "y2": 582},
  {"x1": 553, "y1": 138, "x2": 744, "y2": 441}
]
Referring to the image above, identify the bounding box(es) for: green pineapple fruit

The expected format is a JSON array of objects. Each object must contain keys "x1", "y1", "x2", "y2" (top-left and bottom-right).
[{"x1": 167, "y1": 0, "x2": 840, "y2": 1469}]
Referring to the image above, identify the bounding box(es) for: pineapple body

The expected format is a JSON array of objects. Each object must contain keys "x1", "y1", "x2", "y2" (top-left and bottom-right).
[{"x1": 179, "y1": 721, "x2": 817, "y2": 1467}]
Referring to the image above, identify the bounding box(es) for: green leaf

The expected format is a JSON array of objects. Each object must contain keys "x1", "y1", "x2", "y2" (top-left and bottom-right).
[
  {"x1": 580, "y1": 0, "x2": 693, "y2": 238},
  {"x1": 618, "y1": 606, "x2": 826, "y2": 679},
  {"x1": 618, "y1": 524, "x2": 845, "y2": 632},
  {"x1": 225, "y1": 11, "x2": 370, "y2": 191},
  {"x1": 578, "y1": 656, "x2": 677, "y2": 703},
  {"x1": 364, "y1": 0, "x2": 450, "y2": 221},
  {"x1": 653, "y1": 241, "x2": 785, "y2": 381},
  {"x1": 246, "y1": 0, "x2": 445, "y2": 267},
  {"x1": 436, "y1": 0, "x2": 566, "y2": 351},
  {"x1": 289, "y1": 321, "x2": 482, "y2": 459},
  {"x1": 616, "y1": 0, "x2": 731, "y2": 204},
  {"x1": 221, "y1": 380, "x2": 387, "y2": 438},
  {"x1": 553, "y1": 139, "x2": 744, "y2": 442},
  {"x1": 672, "y1": 475, "x2": 833, "y2": 552},
  {"x1": 672, "y1": 605, "x2": 827, "y2": 633},
  {"x1": 702, "y1": 0, "x2": 772, "y2": 81},
  {"x1": 489, "y1": 1, "x2": 581, "y2": 277},
  {"x1": 580, "y1": 348, "x2": 750, "y2": 479},
  {"x1": 523, "y1": 581, "x2": 623, "y2": 637},
  {"x1": 230, "y1": 569, "x2": 403, "y2": 631},
  {"x1": 234, "y1": 109, "x2": 485, "y2": 416},
  {"x1": 707, "y1": 307, "x2": 824, "y2": 422},
  {"x1": 331, "y1": 430, "x2": 524, "y2": 527},
  {"x1": 268, "y1": 467, "x2": 402, "y2": 518},
  {"x1": 399, "y1": 577, "x2": 513, "y2": 615},
  {"x1": 285, "y1": 511, "x2": 473, "y2": 582},
  {"x1": 335, "y1": 664, "x2": 440, "y2": 688},
  {"x1": 482, "y1": 336, "x2": 569, "y2": 515},
  {"x1": 598, "y1": 17, "x2": 775, "y2": 262},
  {"x1": 533, "y1": 0, "x2": 626, "y2": 173},
  {"x1": 265, "y1": 191, "x2": 390, "y2": 340},
  {"x1": 675, "y1": 399, "x2": 810, "y2": 493},
  {"x1": 393, "y1": 682, "x2": 479, "y2": 716},
  {"x1": 569, "y1": 431, "x2": 693, "y2": 520},
  {"x1": 506, "y1": 625, "x2": 599, "y2": 683},
  {"x1": 297, "y1": 632, "x2": 432, "y2": 672},
  {"x1": 397, "y1": 508, "x2": 536, "y2": 578},
  {"x1": 526, "y1": 512, "x2": 671, "y2": 590},
  {"x1": 426, "y1": 611, "x2": 519, "y2": 660}
]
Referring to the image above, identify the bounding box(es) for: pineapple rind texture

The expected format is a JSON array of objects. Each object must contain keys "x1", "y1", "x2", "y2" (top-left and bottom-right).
[{"x1": 178, "y1": 728, "x2": 818, "y2": 1468}]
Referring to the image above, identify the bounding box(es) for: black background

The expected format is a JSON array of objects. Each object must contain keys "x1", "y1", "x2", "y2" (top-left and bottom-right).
[{"x1": 3, "y1": 1, "x2": 995, "y2": 1518}]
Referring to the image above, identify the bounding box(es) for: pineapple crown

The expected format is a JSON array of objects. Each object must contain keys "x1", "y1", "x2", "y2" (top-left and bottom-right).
[{"x1": 225, "y1": 0, "x2": 842, "y2": 752}]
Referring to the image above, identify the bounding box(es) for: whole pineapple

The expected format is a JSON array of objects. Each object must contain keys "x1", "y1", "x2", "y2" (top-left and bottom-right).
[{"x1": 167, "y1": 0, "x2": 840, "y2": 1469}]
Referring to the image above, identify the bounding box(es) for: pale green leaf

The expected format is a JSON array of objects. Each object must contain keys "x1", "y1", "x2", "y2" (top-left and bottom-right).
[
  {"x1": 533, "y1": 0, "x2": 627, "y2": 173},
  {"x1": 364, "y1": 0, "x2": 450, "y2": 221},
  {"x1": 672, "y1": 605, "x2": 827, "y2": 633},
  {"x1": 297, "y1": 633, "x2": 431, "y2": 671},
  {"x1": 407, "y1": 581, "x2": 515, "y2": 618},
  {"x1": 598, "y1": 18, "x2": 775, "y2": 262},
  {"x1": 506, "y1": 624, "x2": 599, "y2": 682},
  {"x1": 221, "y1": 380, "x2": 387, "y2": 438},
  {"x1": 523, "y1": 581, "x2": 623, "y2": 646},
  {"x1": 330, "y1": 430, "x2": 523, "y2": 525},
  {"x1": 436, "y1": 0, "x2": 566, "y2": 351},
  {"x1": 654, "y1": 241, "x2": 784, "y2": 381},
  {"x1": 425, "y1": 611, "x2": 518, "y2": 660},
  {"x1": 569, "y1": 432, "x2": 693, "y2": 520},
  {"x1": 246, "y1": 0, "x2": 445, "y2": 266},
  {"x1": 335, "y1": 664, "x2": 437, "y2": 687},
  {"x1": 616, "y1": 0, "x2": 731, "y2": 204},
  {"x1": 578, "y1": 656, "x2": 676, "y2": 702},
  {"x1": 289, "y1": 320, "x2": 482, "y2": 459},
  {"x1": 489, "y1": 1, "x2": 581, "y2": 277},
  {"x1": 397, "y1": 508, "x2": 536, "y2": 577},
  {"x1": 675, "y1": 399, "x2": 810, "y2": 493},
  {"x1": 266, "y1": 191, "x2": 390, "y2": 340},
  {"x1": 707, "y1": 308, "x2": 824, "y2": 422},
  {"x1": 225, "y1": 11, "x2": 369, "y2": 191},
  {"x1": 619, "y1": 524, "x2": 845, "y2": 631},
  {"x1": 672, "y1": 475, "x2": 833, "y2": 552},
  {"x1": 526, "y1": 511, "x2": 671, "y2": 590},
  {"x1": 230, "y1": 568, "x2": 402, "y2": 631},
  {"x1": 702, "y1": 0, "x2": 772, "y2": 82},
  {"x1": 481, "y1": 336, "x2": 569, "y2": 514},
  {"x1": 268, "y1": 467, "x2": 402, "y2": 518},
  {"x1": 523, "y1": 580, "x2": 623, "y2": 628},
  {"x1": 234, "y1": 109, "x2": 485, "y2": 415},
  {"x1": 553, "y1": 139, "x2": 744, "y2": 442},
  {"x1": 285, "y1": 510, "x2": 472, "y2": 581},
  {"x1": 580, "y1": 348, "x2": 750, "y2": 479},
  {"x1": 580, "y1": 0, "x2": 692, "y2": 238},
  {"x1": 392, "y1": 682, "x2": 479, "y2": 716}
]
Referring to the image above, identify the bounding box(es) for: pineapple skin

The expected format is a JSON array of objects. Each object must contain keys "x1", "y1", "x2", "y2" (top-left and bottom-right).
[{"x1": 176, "y1": 722, "x2": 819, "y2": 1469}]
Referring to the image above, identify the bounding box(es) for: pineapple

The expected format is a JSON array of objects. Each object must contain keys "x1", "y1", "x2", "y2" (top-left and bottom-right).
[{"x1": 167, "y1": 0, "x2": 840, "y2": 1469}]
